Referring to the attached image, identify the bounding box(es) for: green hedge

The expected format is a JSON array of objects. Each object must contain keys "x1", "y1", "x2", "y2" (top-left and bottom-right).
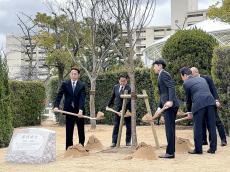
[
  {"x1": 48, "y1": 76, "x2": 66, "y2": 125},
  {"x1": 9, "y1": 81, "x2": 46, "y2": 127},
  {"x1": 49, "y1": 69, "x2": 156, "y2": 125},
  {"x1": 211, "y1": 46, "x2": 230, "y2": 135},
  {"x1": 93, "y1": 69, "x2": 155, "y2": 125},
  {"x1": 0, "y1": 57, "x2": 13, "y2": 148}
]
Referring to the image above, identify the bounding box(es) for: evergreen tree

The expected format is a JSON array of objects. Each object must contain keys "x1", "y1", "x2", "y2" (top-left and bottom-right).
[{"x1": 0, "y1": 54, "x2": 13, "y2": 147}]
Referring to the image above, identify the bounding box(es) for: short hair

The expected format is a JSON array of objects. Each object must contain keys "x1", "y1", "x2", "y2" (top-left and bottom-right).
[
  {"x1": 180, "y1": 67, "x2": 192, "y2": 76},
  {"x1": 71, "y1": 67, "x2": 80, "y2": 74},
  {"x1": 190, "y1": 67, "x2": 199, "y2": 74},
  {"x1": 119, "y1": 74, "x2": 128, "y2": 79},
  {"x1": 152, "y1": 59, "x2": 166, "y2": 69}
]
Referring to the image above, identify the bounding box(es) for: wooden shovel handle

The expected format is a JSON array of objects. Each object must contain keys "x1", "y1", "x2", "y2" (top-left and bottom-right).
[
  {"x1": 106, "y1": 107, "x2": 131, "y2": 117},
  {"x1": 152, "y1": 106, "x2": 168, "y2": 120},
  {"x1": 53, "y1": 109, "x2": 98, "y2": 120},
  {"x1": 175, "y1": 116, "x2": 190, "y2": 123}
]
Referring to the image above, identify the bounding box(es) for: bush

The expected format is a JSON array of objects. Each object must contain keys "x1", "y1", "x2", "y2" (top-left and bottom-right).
[
  {"x1": 9, "y1": 81, "x2": 46, "y2": 127},
  {"x1": 211, "y1": 46, "x2": 230, "y2": 135},
  {"x1": 0, "y1": 56, "x2": 13, "y2": 148},
  {"x1": 49, "y1": 69, "x2": 156, "y2": 125},
  {"x1": 162, "y1": 29, "x2": 218, "y2": 101}
]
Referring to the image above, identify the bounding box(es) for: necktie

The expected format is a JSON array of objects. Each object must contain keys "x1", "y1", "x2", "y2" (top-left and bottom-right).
[
  {"x1": 72, "y1": 81, "x2": 75, "y2": 107},
  {"x1": 119, "y1": 86, "x2": 124, "y2": 93},
  {"x1": 72, "y1": 81, "x2": 75, "y2": 92}
]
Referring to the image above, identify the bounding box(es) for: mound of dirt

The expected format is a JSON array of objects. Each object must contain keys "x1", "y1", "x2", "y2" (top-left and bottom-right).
[
  {"x1": 64, "y1": 144, "x2": 89, "y2": 158},
  {"x1": 85, "y1": 135, "x2": 104, "y2": 151},
  {"x1": 176, "y1": 137, "x2": 193, "y2": 153},
  {"x1": 142, "y1": 114, "x2": 153, "y2": 122},
  {"x1": 125, "y1": 142, "x2": 157, "y2": 160}
]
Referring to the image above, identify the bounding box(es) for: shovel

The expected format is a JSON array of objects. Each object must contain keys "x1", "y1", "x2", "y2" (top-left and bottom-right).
[
  {"x1": 142, "y1": 106, "x2": 168, "y2": 122},
  {"x1": 106, "y1": 107, "x2": 132, "y2": 117},
  {"x1": 53, "y1": 109, "x2": 104, "y2": 120},
  {"x1": 175, "y1": 112, "x2": 192, "y2": 123}
]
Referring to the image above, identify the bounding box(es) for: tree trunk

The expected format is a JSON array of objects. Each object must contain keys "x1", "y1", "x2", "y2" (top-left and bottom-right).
[
  {"x1": 128, "y1": 71, "x2": 137, "y2": 146},
  {"x1": 227, "y1": 86, "x2": 230, "y2": 136},
  {"x1": 58, "y1": 64, "x2": 64, "y2": 85},
  {"x1": 28, "y1": 60, "x2": 33, "y2": 80},
  {"x1": 90, "y1": 79, "x2": 97, "y2": 130}
]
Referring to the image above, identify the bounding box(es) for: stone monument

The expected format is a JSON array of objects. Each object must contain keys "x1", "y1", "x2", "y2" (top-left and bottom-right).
[{"x1": 5, "y1": 128, "x2": 56, "y2": 164}]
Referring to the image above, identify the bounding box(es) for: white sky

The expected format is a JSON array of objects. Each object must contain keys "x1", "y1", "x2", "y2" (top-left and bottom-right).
[{"x1": 0, "y1": 0, "x2": 220, "y2": 49}]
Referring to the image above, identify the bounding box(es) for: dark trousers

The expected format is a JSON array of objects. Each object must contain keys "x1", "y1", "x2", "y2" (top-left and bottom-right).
[
  {"x1": 112, "y1": 114, "x2": 131, "y2": 144},
  {"x1": 164, "y1": 107, "x2": 178, "y2": 155},
  {"x1": 202, "y1": 108, "x2": 227, "y2": 143},
  {"x1": 193, "y1": 105, "x2": 217, "y2": 153},
  {"x1": 65, "y1": 107, "x2": 85, "y2": 150}
]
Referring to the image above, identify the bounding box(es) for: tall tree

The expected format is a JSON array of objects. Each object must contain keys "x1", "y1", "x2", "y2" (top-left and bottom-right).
[
  {"x1": 0, "y1": 52, "x2": 13, "y2": 147},
  {"x1": 62, "y1": 0, "x2": 121, "y2": 129},
  {"x1": 17, "y1": 12, "x2": 39, "y2": 80},
  {"x1": 105, "y1": 0, "x2": 156, "y2": 146},
  {"x1": 208, "y1": 0, "x2": 230, "y2": 23},
  {"x1": 34, "y1": 12, "x2": 73, "y2": 84}
]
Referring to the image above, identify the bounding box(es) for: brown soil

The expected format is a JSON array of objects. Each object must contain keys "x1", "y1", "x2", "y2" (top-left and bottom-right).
[
  {"x1": 63, "y1": 144, "x2": 89, "y2": 158},
  {"x1": 0, "y1": 122, "x2": 230, "y2": 172},
  {"x1": 126, "y1": 142, "x2": 157, "y2": 160},
  {"x1": 85, "y1": 135, "x2": 104, "y2": 152},
  {"x1": 176, "y1": 137, "x2": 193, "y2": 153}
]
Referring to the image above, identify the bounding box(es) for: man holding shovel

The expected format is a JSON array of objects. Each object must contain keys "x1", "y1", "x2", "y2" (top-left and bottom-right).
[
  {"x1": 180, "y1": 67, "x2": 217, "y2": 154},
  {"x1": 106, "y1": 74, "x2": 131, "y2": 147},
  {"x1": 152, "y1": 59, "x2": 179, "y2": 159},
  {"x1": 191, "y1": 67, "x2": 227, "y2": 146},
  {"x1": 54, "y1": 67, "x2": 86, "y2": 150}
]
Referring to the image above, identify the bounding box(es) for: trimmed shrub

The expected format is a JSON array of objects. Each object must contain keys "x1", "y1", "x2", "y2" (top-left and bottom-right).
[
  {"x1": 0, "y1": 56, "x2": 13, "y2": 148},
  {"x1": 162, "y1": 29, "x2": 218, "y2": 101},
  {"x1": 211, "y1": 46, "x2": 230, "y2": 135},
  {"x1": 47, "y1": 76, "x2": 66, "y2": 125},
  {"x1": 9, "y1": 81, "x2": 46, "y2": 127}
]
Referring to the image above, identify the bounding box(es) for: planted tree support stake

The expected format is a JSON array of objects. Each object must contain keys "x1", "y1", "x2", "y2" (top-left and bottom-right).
[
  {"x1": 142, "y1": 90, "x2": 160, "y2": 149},
  {"x1": 116, "y1": 90, "x2": 128, "y2": 148}
]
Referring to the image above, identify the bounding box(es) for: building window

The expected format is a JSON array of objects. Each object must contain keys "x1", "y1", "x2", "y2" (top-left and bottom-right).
[
  {"x1": 187, "y1": 13, "x2": 203, "y2": 18},
  {"x1": 154, "y1": 37, "x2": 163, "y2": 40},
  {"x1": 154, "y1": 29, "x2": 165, "y2": 32},
  {"x1": 136, "y1": 53, "x2": 143, "y2": 57},
  {"x1": 137, "y1": 38, "x2": 146, "y2": 41},
  {"x1": 136, "y1": 30, "x2": 146, "y2": 33},
  {"x1": 136, "y1": 45, "x2": 146, "y2": 48}
]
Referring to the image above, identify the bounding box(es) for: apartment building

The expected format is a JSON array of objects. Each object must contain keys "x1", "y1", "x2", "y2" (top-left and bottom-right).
[
  {"x1": 6, "y1": 35, "x2": 49, "y2": 80},
  {"x1": 132, "y1": 26, "x2": 172, "y2": 64}
]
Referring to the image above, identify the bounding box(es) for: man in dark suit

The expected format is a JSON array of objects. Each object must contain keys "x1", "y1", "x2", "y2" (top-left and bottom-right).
[
  {"x1": 191, "y1": 67, "x2": 227, "y2": 146},
  {"x1": 106, "y1": 74, "x2": 131, "y2": 147},
  {"x1": 180, "y1": 67, "x2": 217, "y2": 154},
  {"x1": 152, "y1": 59, "x2": 179, "y2": 159},
  {"x1": 54, "y1": 67, "x2": 86, "y2": 150}
]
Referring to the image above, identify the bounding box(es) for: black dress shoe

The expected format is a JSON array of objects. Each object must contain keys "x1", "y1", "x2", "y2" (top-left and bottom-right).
[
  {"x1": 202, "y1": 141, "x2": 208, "y2": 145},
  {"x1": 126, "y1": 142, "x2": 131, "y2": 146},
  {"x1": 188, "y1": 150, "x2": 203, "y2": 154},
  {"x1": 159, "y1": 153, "x2": 175, "y2": 159},
  {"x1": 110, "y1": 143, "x2": 116, "y2": 147},
  {"x1": 221, "y1": 141, "x2": 227, "y2": 147},
  {"x1": 207, "y1": 149, "x2": 215, "y2": 154}
]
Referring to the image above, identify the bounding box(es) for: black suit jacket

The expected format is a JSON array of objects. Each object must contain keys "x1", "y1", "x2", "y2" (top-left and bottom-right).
[
  {"x1": 54, "y1": 80, "x2": 86, "y2": 114},
  {"x1": 183, "y1": 76, "x2": 215, "y2": 113},
  {"x1": 201, "y1": 75, "x2": 219, "y2": 100},
  {"x1": 107, "y1": 84, "x2": 131, "y2": 112},
  {"x1": 157, "y1": 70, "x2": 179, "y2": 108}
]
